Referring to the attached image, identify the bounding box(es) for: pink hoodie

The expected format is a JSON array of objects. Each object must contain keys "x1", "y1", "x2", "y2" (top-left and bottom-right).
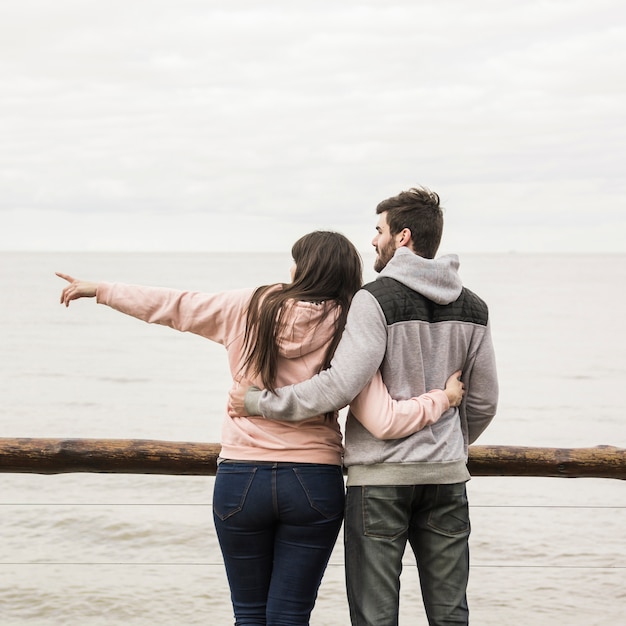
[{"x1": 96, "y1": 282, "x2": 450, "y2": 465}]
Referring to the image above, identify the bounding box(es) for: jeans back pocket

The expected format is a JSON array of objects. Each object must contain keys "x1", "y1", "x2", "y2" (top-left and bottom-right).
[
  {"x1": 213, "y1": 465, "x2": 257, "y2": 521},
  {"x1": 293, "y1": 465, "x2": 345, "y2": 520}
]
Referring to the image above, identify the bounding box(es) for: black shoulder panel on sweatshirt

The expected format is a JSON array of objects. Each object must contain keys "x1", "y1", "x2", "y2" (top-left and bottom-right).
[{"x1": 363, "y1": 277, "x2": 488, "y2": 326}]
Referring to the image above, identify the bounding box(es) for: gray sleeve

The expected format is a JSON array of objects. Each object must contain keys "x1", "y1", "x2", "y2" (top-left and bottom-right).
[
  {"x1": 464, "y1": 321, "x2": 499, "y2": 444},
  {"x1": 247, "y1": 289, "x2": 388, "y2": 421}
]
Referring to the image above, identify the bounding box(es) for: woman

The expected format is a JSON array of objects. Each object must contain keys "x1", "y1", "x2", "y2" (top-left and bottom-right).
[{"x1": 57, "y1": 231, "x2": 463, "y2": 626}]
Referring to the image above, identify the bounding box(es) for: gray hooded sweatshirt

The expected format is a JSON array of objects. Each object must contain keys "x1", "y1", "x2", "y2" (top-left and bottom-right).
[{"x1": 245, "y1": 247, "x2": 498, "y2": 486}]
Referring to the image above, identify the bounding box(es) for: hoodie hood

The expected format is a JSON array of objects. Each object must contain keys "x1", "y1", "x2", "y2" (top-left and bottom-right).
[
  {"x1": 276, "y1": 299, "x2": 340, "y2": 359},
  {"x1": 378, "y1": 247, "x2": 462, "y2": 305}
]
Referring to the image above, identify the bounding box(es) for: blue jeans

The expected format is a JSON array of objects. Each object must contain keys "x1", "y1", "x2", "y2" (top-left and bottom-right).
[
  {"x1": 344, "y1": 483, "x2": 470, "y2": 626},
  {"x1": 213, "y1": 461, "x2": 345, "y2": 626}
]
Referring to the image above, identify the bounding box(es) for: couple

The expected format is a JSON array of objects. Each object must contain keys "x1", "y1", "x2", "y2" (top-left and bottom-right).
[{"x1": 58, "y1": 186, "x2": 498, "y2": 626}]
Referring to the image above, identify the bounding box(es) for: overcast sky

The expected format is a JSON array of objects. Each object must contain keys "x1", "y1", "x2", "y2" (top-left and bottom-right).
[{"x1": 2, "y1": 0, "x2": 625, "y2": 253}]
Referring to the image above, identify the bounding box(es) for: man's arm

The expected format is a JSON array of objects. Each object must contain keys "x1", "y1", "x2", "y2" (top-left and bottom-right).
[
  {"x1": 464, "y1": 322, "x2": 499, "y2": 444},
  {"x1": 244, "y1": 289, "x2": 388, "y2": 421}
]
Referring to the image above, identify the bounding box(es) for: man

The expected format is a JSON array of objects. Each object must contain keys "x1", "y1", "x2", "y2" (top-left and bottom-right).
[{"x1": 230, "y1": 186, "x2": 498, "y2": 625}]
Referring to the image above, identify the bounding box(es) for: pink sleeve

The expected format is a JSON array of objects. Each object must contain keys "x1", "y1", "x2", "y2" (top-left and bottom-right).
[
  {"x1": 349, "y1": 371, "x2": 450, "y2": 440},
  {"x1": 96, "y1": 282, "x2": 251, "y2": 344}
]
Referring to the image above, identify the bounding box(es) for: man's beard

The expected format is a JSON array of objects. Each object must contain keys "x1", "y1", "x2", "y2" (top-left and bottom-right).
[{"x1": 373, "y1": 240, "x2": 395, "y2": 273}]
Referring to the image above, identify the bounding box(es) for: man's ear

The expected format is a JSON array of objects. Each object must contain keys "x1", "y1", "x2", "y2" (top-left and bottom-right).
[{"x1": 395, "y1": 228, "x2": 413, "y2": 248}]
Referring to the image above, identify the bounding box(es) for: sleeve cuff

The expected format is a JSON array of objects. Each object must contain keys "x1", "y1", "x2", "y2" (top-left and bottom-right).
[{"x1": 244, "y1": 387, "x2": 262, "y2": 416}]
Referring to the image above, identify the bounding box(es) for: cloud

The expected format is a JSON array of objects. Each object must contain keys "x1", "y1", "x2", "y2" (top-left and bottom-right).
[{"x1": 1, "y1": 0, "x2": 625, "y2": 251}]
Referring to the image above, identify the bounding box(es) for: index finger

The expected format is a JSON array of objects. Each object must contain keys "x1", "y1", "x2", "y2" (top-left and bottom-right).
[{"x1": 55, "y1": 272, "x2": 75, "y2": 283}]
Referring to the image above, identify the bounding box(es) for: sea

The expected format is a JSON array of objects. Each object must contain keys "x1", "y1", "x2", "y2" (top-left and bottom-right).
[{"x1": 1, "y1": 251, "x2": 625, "y2": 625}]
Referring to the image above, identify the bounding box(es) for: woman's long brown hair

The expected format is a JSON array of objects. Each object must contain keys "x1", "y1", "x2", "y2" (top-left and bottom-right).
[{"x1": 241, "y1": 231, "x2": 362, "y2": 393}]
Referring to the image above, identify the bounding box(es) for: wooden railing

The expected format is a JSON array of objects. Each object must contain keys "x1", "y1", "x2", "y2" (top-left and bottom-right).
[{"x1": 1, "y1": 439, "x2": 624, "y2": 479}]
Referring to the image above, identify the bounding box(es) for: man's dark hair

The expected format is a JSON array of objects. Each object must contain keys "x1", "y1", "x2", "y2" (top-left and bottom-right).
[{"x1": 376, "y1": 186, "x2": 444, "y2": 259}]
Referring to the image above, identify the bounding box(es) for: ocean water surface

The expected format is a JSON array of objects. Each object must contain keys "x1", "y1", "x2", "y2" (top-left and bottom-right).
[{"x1": 1, "y1": 251, "x2": 624, "y2": 625}]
